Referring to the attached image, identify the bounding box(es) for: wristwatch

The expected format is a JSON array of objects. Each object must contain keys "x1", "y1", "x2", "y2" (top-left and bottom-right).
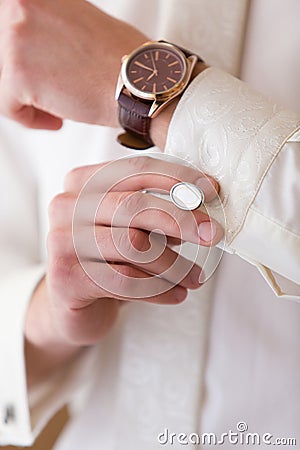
[{"x1": 115, "y1": 40, "x2": 202, "y2": 150}]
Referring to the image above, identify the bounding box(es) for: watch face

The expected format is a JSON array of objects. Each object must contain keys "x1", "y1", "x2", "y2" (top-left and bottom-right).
[{"x1": 125, "y1": 44, "x2": 186, "y2": 95}]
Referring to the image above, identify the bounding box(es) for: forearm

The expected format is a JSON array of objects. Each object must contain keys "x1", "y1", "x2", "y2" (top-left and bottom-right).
[
  {"x1": 24, "y1": 278, "x2": 83, "y2": 388},
  {"x1": 24, "y1": 277, "x2": 122, "y2": 388}
]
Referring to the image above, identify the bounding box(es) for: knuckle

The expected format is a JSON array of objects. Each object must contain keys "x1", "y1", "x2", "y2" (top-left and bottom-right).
[
  {"x1": 120, "y1": 191, "x2": 146, "y2": 217},
  {"x1": 6, "y1": 0, "x2": 30, "y2": 23},
  {"x1": 9, "y1": 0, "x2": 29, "y2": 10},
  {"x1": 111, "y1": 264, "x2": 135, "y2": 292},
  {"x1": 47, "y1": 228, "x2": 72, "y2": 257},
  {"x1": 48, "y1": 262, "x2": 90, "y2": 310},
  {"x1": 4, "y1": 30, "x2": 27, "y2": 76},
  {"x1": 126, "y1": 156, "x2": 152, "y2": 174},
  {"x1": 172, "y1": 209, "x2": 195, "y2": 237},
  {"x1": 116, "y1": 228, "x2": 148, "y2": 259},
  {"x1": 64, "y1": 167, "x2": 82, "y2": 191},
  {"x1": 47, "y1": 255, "x2": 75, "y2": 292},
  {"x1": 64, "y1": 164, "x2": 103, "y2": 193},
  {"x1": 48, "y1": 193, "x2": 76, "y2": 223},
  {"x1": 4, "y1": 1, "x2": 32, "y2": 48},
  {"x1": 113, "y1": 229, "x2": 131, "y2": 257},
  {"x1": 68, "y1": 262, "x2": 89, "y2": 290},
  {"x1": 112, "y1": 190, "x2": 131, "y2": 208},
  {"x1": 129, "y1": 228, "x2": 149, "y2": 252},
  {"x1": 167, "y1": 210, "x2": 187, "y2": 238},
  {"x1": 170, "y1": 164, "x2": 186, "y2": 183},
  {"x1": 153, "y1": 208, "x2": 180, "y2": 237}
]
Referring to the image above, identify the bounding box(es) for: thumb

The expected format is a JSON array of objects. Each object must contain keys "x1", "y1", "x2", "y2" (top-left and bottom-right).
[{"x1": 14, "y1": 105, "x2": 63, "y2": 130}]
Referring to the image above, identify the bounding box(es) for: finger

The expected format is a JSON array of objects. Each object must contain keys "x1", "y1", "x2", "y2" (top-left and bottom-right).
[
  {"x1": 49, "y1": 192, "x2": 182, "y2": 247},
  {"x1": 64, "y1": 156, "x2": 219, "y2": 202},
  {"x1": 0, "y1": 77, "x2": 63, "y2": 129},
  {"x1": 16, "y1": 106, "x2": 63, "y2": 130},
  {"x1": 50, "y1": 190, "x2": 223, "y2": 246},
  {"x1": 48, "y1": 194, "x2": 203, "y2": 288},
  {"x1": 91, "y1": 191, "x2": 223, "y2": 246},
  {"x1": 49, "y1": 255, "x2": 188, "y2": 308},
  {"x1": 82, "y1": 261, "x2": 188, "y2": 305},
  {"x1": 74, "y1": 226, "x2": 203, "y2": 289},
  {"x1": 167, "y1": 236, "x2": 182, "y2": 246},
  {"x1": 48, "y1": 192, "x2": 77, "y2": 228},
  {"x1": 47, "y1": 193, "x2": 187, "y2": 246},
  {"x1": 8, "y1": 105, "x2": 63, "y2": 130}
]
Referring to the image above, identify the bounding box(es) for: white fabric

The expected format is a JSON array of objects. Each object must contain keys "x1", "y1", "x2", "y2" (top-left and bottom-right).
[
  {"x1": 0, "y1": 0, "x2": 299, "y2": 448},
  {"x1": 0, "y1": 266, "x2": 44, "y2": 445},
  {"x1": 165, "y1": 67, "x2": 300, "y2": 297}
]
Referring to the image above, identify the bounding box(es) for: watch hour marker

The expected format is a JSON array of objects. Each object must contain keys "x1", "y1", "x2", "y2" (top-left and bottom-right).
[
  {"x1": 133, "y1": 77, "x2": 144, "y2": 84},
  {"x1": 174, "y1": 70, "x2": 181, "y2": 74},
  {"x1": 130, "y1": 70, "x2": 138, "y2": 73},
  {"x1": 165, "y1": 53, "x2": 170, "y2": 59},
  {"x1": 163, "y1": 85, "x2": 168, "y2": 90},
  {"x1": 155, "y1": 51, "x2": 159, "y2": 61},
  {"x1": 167, "y1": 77, "x2": 176, "y2": 83},
  {"x1": 144, "y1": 53, "x2": 149, "y2": 59},
  {"x1": 168, "y1": 61, "x2": 179, "y2": 67},
  {"x1": 141, "y1": 85, "x2": 146, "y2": 90},
  {"x1": 153, "y1": 83, "x2": 157, "y2": 93}
]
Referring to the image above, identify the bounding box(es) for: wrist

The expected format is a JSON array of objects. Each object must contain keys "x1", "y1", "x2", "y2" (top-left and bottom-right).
[
  {"x1": 99, "y1": 36, "x2": 149, "y2": 128},
  {"x1": 150, "y1": 61, "x2": 208, "y2": 150},
  {"x1": 25, "y1": 278, "x2": 81, "y2": 387}
]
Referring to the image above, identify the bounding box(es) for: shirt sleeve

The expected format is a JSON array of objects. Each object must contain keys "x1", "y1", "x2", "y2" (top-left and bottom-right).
[
  {"x1": 0, "y1": 132, "x2": 97, "y2": 446},
  {"x1": 0, "y1": 265, "x2": 44, "y2": 446},
  {"x1": 165, "y1": 67, "x2": 300, "y2": 300},
  {"x1": 0, "y1": 263, "x2": 96, "y2": 446},
  {"x1": 0, "y1": 131, "x2": 43, "y2": 445}
]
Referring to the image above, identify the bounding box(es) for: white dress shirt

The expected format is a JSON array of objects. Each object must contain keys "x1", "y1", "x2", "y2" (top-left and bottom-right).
[{"x1": 0, "y1": 0, "x2": 299, "y2": 448}]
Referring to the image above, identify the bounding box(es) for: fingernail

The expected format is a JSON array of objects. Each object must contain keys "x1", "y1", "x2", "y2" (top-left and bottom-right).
[
  {"x1": 195, "y1": 177, "x2": 218, "y2": 202},
  {"x1": 174, "y1": 286, "x2": 188, "y2": 302},
  {"x1": 189, "y1": 265, "x2": 203, "y2": 287},
  {"x1": 198, "y1": 269, "x2": 206, "y2": 284},
  {"x1": 198, "y1": 221, "x2": 218, "y2": 242}
]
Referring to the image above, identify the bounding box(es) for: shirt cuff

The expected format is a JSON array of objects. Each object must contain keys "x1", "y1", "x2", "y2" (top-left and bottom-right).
[
  {"x1": 0, "y1": 264, "x2": 99, "y2": 446},
  {"x1": 28, "y1": 344, "x2": 98, "y2": 443},
  {"x1": 165, "y1": 67, "x2": 300, "y2": 299},
  {"x1": 0, "y1": 265, "x2": 45, "y2": 446}
]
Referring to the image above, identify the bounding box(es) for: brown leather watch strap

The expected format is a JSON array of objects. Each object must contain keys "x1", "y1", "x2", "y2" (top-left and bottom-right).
[
  {"x1": 117, "y1": 91, "x2": 154, "y2": 150},
  {"x1": 117, "y1": 41, "x2": 203, "y2": 150},
  {"x1": 159, "y1": 40, "x2": 203, "y2": 62}
]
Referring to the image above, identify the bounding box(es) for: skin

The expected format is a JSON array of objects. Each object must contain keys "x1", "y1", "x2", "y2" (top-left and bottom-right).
[
  {"x1": 0, "y1": 0, "x2": 147, "y2": 128},
  {"x1": 26, "y1": 158, "x2": 222, "y2": 385},
  {"x1": 0, "y1": 0, "x2": 218, "y2": 387}
]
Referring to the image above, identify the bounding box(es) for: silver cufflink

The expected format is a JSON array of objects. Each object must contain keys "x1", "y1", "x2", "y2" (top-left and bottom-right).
[
  {"x1": 141, "y1": 181, "x2": 204, "y2": 211},
  {"x1": 169, "y1": 182, "x2": 204, "y2": 210}
]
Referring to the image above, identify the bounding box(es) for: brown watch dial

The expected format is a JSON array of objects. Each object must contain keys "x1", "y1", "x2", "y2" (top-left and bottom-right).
[{"x1": 126, "y1": 45, "x2": 185, "y2": 95}]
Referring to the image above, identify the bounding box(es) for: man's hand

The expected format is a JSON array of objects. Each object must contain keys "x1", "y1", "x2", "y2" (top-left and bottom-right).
[
  {"x1": 0, "y1": 0, "x2": 147, "y2": 129},
  {"x1": 25, "y1": 157, "x2": 222, "y2": 385}
]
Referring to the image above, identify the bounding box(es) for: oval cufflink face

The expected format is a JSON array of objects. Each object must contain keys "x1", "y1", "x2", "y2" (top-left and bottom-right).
[{"x1": 170, "y1": 182, "x2": 204, "y2": 210}]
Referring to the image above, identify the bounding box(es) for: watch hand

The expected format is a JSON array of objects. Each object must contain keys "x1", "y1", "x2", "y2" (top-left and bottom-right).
[
  {"x1": 134, "y1": 61, "x2": 154, "y2": 72},
  {"x1": 150, "y1": 51, "x2": 158, "y2": 72},
  {"x1": 146, "y1": 72, "x2": 156, "y2": 81}
]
